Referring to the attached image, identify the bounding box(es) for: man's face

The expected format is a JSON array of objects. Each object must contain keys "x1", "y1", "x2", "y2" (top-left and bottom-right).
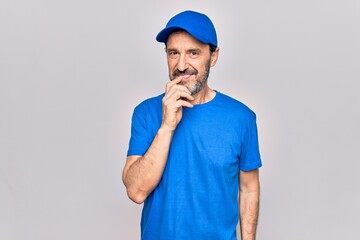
[{"x1": 166, "y1": 31, "x2": 219, "y2": 95}]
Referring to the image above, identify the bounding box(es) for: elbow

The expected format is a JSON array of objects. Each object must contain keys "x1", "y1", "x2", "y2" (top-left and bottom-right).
[
  {"x1": 123, "y1": 177, "x2": 149, "y2": 204},
  {"x1": 126, "y1": 188, "x2": 147, "y2": 204},
  {"x1": 123, "y1": 166, "x2": 155, "y2": 204}
]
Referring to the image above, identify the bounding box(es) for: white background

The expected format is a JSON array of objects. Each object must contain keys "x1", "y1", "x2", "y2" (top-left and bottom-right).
[{"x1": 1, "y1": 0, "x2": 359, "y2": 239}]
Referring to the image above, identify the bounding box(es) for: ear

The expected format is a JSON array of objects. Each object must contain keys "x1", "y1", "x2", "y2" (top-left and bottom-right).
[{"x1": 210, "y1": 48, "x2": 220, "y2": 67}]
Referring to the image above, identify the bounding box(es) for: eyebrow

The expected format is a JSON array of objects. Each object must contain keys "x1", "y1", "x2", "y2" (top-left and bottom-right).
[
  {"x1": 187, "y1": 48, "x2": 201, "y2": 53},
  {"x1": 166, "y1": 48, "x2": 202, "y2": 53},
  {"x1": 166, "y1": 48, "x2": 178, "y2": 52}
]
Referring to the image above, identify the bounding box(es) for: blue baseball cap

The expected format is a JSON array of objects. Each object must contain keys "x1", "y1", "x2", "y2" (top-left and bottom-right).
[{"x1": 156, "y1": 10, "x2": 218, "y2": 47}]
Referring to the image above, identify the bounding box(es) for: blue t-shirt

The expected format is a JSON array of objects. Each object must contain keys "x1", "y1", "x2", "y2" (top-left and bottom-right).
[{"x1": 127, "y1": 91, "x2": 262, "y2": 240}]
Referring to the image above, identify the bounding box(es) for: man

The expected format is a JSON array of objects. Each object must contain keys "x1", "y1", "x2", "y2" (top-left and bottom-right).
[{"x1": 123, "y1": 10, "x2": 262, "y2": 240}]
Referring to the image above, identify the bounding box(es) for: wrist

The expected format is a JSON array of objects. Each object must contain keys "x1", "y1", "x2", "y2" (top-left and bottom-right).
[{"x1": 159, "y1": 123, "x2": 176, "y2": 134}]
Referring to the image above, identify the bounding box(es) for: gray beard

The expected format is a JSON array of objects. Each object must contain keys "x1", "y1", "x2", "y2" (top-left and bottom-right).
[
  {"x1": 173, "y1": 60, "x2": 211, "y2": 96},
  {"x1": 189, "y1": 60, "x2": 211, "y2": 96}
]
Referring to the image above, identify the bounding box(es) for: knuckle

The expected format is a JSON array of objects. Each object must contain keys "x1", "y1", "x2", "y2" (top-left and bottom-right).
[{"x1": 162, "y1": 98, "x2": 168, "y2": 105}]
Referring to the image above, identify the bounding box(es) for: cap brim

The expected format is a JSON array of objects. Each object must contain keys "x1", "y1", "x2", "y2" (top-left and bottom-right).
[
  {"x1": 156, "y1": 27, "x2": 215, "y2": 47},
  {"x1": 156, "y1": 26, "x2": 185, "y2": 43}
]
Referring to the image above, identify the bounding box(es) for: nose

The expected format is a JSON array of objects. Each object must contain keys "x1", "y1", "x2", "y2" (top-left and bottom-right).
[{"x1": 176, "y1": 54, "x2": 188, "y2": 72}]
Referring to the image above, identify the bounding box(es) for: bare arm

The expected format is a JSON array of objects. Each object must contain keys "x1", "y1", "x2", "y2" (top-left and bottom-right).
[
  {"x1": 122, "y1": 127, "x2": 173, "y2": 204},
  {"x1": 239, "y1": 168, "x2": 260, "y2": 240},
  {"x1": 122, "y1": 77, "x2": 193, "y2": 204}
]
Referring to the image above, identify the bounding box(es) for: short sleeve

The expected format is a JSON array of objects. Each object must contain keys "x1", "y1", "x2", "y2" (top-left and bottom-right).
[
  {"x1": 127, "y1": 105, "x2": 151, "y2": 156},
  {"x1": 239, "y1": 114, "x2": 262, "y2": 171}
]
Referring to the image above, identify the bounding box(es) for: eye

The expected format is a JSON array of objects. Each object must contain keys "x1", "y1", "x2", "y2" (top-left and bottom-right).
[
  {"x1": 167, "y1": 50, "x2": 178, "y2": 58},
  {"x1": 189, "y1": 50, "x2": 200, "y2": 58}
]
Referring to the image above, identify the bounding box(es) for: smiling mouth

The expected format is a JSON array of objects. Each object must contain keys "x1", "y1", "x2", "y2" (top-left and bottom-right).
[{"x1": 173, "y1": 68, "x2": 198, "y2": 80}]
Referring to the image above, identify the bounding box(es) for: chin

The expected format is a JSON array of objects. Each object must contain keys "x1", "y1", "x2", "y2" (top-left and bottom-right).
[{"x1": 190, "y1": 86, "x2": 202, "y2": 96}]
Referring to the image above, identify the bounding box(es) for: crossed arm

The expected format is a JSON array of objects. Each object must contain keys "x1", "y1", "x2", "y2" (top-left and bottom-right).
[{"x1": 239, "y1": 168, "x2": 260, "y2": 240}]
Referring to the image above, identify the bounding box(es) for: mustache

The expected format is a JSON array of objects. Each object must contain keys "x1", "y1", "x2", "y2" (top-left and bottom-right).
[{"x1": 172, "y1": 68, "x2": 198, "y2": 78}]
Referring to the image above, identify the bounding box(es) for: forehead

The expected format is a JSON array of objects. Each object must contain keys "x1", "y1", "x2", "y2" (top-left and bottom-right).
[{"x1": 166, "y1": 31, "x2": 208, "y2": 49}]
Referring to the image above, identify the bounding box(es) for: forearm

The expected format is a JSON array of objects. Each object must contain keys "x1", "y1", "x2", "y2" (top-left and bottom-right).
[
  {"x1": 239, "y1": 171, "x2": 260, "y2": 240},
  {"x1": 124, "y1": 79, "x2": 193, "y2": 204},
  {"x1": 123, "y1": 126, "x2": 174, "y2": 203},
  {"x1": 239, "y1": 188, "x2": 260, "y2": 240}
]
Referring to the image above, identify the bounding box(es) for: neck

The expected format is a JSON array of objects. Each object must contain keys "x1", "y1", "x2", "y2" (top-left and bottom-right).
[{"x1": 190, "y1": 86, "x2": 216, "y2": 105}]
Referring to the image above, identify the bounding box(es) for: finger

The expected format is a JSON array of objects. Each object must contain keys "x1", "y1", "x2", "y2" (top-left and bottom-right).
[
  {"x1": 166, "y1": 88, "x2": 193, "y2": 102},
  {"x1": 172, "y1": 76, "x2": 183, "y2": 83},
  {"x1": 166, "y1": 76, "x2": 183, "y2": 90},
  {"x1": 175, "y1": 99, "x2": 193, "y2": 108},
  {"x1": 181, "y1": 93, "x2": 194, "y2": 101},
  {"x1": 165, "y1": 84, "x2": 191, "y2": 98}
]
